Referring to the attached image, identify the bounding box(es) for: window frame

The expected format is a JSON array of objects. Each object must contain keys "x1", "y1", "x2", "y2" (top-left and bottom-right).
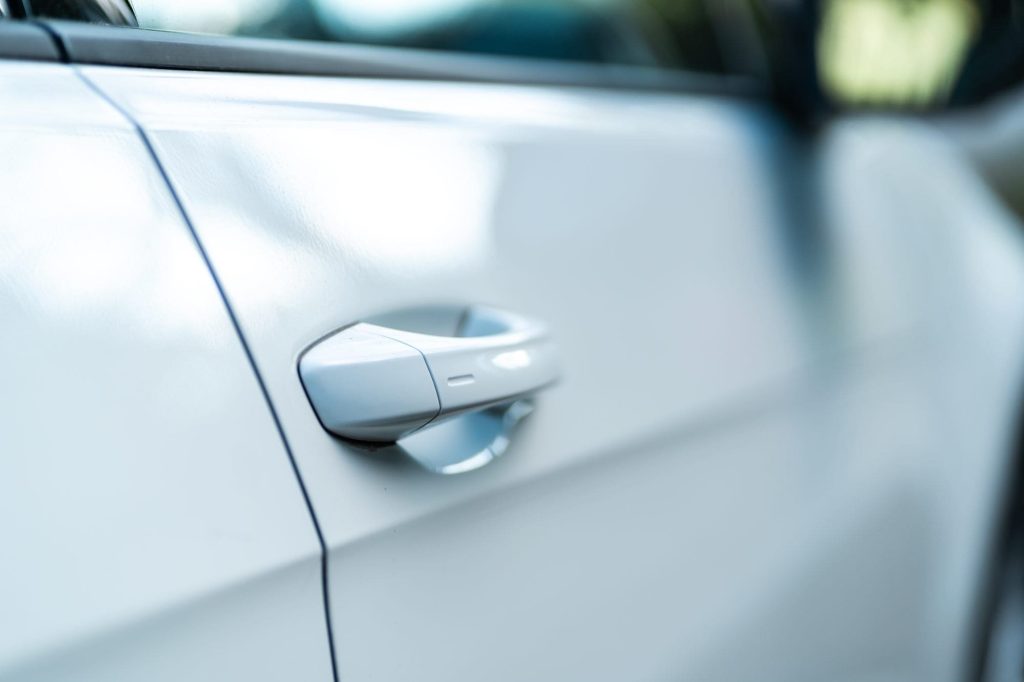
[{"x1": 0, "y1": 14, "x2": 766, "y2": 98}]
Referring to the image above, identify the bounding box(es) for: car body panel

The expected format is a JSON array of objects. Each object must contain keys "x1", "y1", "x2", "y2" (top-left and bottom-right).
[
  {"x1": 80, "y1": 65, "x2": 1024, "y2": 681},
  {"x1": 0, "y1": 61, "x2": 333, "y2": 681}
]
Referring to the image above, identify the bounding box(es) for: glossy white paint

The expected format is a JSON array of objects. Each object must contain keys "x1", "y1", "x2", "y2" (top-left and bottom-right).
[
  {"x1": 82, "y1": 64, "x2": 1024, "y2": 682},
  {"x1": 0, "y1": 62, "x2": 333, "y2": 681}
]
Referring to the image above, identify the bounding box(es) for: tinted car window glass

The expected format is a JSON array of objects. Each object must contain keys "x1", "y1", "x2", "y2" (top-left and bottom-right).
[
  {"x1": 31, "y1": 0, "x2": 730, "y2": 73},
  {"x1": 28, "y1": 0, "x2": 136, "y2": 24}
]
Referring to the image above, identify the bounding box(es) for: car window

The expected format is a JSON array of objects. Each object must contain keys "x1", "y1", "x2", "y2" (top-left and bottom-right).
[
  {"x1": 46, "y1": 0, "x2": 733, "y2": 74},
  {"x1": 16, "y1": 0, "x2": 136, "y2": 23},
  {"x1": 23, "y1": 0, "x2": 1023, "y2": 112}
]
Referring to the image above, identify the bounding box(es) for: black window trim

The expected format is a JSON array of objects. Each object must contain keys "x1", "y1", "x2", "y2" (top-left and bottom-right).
[
  {"x1": 0, "y1": 20, "x2": 60, "y2": 60},
  {"x1": 3, "y1": 18, "x2": 765, "y2": 97}
]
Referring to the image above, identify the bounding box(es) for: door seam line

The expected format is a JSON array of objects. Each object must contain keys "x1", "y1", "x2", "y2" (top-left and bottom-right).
[{"x1": 70, "y1": 64, "x2": 341, "y2": 682}]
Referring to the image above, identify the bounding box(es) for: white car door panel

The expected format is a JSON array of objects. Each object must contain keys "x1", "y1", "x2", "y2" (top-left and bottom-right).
[
  {"x1": 81, "y1": 65, "x2": 1024, "y2": 681},
  {"x1": 0, "y1": 61, "x2": 333, "y2": 681}
]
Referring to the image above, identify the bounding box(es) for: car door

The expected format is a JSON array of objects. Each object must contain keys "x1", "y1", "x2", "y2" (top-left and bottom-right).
[{"x1": 33, "y1": 13, "x2": 1024, "y2": 682}]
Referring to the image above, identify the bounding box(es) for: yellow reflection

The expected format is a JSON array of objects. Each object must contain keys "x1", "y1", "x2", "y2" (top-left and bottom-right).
[{"x1": 818, "y1": 0, "x2": 978, "y2": 107}]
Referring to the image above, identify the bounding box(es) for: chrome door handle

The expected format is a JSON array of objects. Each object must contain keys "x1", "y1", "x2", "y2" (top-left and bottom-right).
[{"x1": 299, "y1": 306, "x2": 559, "y2": 443}]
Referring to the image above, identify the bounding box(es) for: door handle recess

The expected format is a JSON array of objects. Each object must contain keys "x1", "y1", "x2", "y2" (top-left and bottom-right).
[{"x1": 299, "y1": 306, "x2": 558, "y2": 443}]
